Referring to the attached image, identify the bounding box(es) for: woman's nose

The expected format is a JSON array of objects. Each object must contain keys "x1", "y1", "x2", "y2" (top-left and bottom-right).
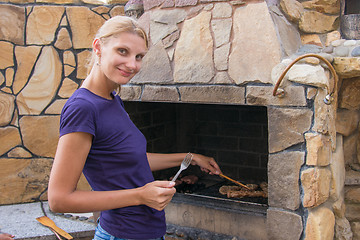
[{"x1": 126, "y1": 57, "x2": 139, "y2": 71}]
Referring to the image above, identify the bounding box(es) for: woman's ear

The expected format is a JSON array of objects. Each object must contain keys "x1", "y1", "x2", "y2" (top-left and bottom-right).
[{"x1": 93, "y1": 38, "x2": 101, "y2": 56}]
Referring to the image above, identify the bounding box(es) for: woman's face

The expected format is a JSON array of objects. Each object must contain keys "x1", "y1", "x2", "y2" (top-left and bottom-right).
[{"x1": 96, "y1": 32, "x2": 147, "y2": 87}]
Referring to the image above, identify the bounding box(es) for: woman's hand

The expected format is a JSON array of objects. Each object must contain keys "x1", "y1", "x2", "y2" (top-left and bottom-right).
[
  {"x1": 191, "y1": 154, "x2": 222, "y2": 175},
  {"x1": 0, "y1": 233, "x2": 15, "y2": 240},
  {"x1": 139, "y1": 181, "x2": 176, "y2": 211}
]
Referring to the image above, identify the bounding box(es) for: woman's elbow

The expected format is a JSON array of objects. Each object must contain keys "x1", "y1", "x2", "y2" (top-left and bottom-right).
[{"x1": 48, "y1": 190, "x2": 66, "y2": 213}]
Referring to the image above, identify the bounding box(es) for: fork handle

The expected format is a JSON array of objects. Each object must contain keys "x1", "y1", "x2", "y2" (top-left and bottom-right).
[{"x1": 171, "y1": 169, "x2": 182, "y2": 182}]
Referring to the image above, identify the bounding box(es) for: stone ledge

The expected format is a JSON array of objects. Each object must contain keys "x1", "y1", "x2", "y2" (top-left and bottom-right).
[
  {"x1": 0, "y1": 202, "x2": 95, "y2": 240},
  {"x1": 345, "y1": 169, "x2": 360, "y2": 186}
]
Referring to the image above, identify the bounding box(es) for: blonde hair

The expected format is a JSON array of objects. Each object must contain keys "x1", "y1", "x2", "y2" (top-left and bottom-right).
[{"x1": 87, "y1": 16, "x2": 148, "y2": 94}]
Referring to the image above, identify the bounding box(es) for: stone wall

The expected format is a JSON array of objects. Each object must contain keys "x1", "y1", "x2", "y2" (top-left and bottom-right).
[
  {"x1": 1, "y1": 0, "x2": 360, "y2": 239},
  {"x1": 0, "y1": 0, "x2": 127, "y2": 204}
]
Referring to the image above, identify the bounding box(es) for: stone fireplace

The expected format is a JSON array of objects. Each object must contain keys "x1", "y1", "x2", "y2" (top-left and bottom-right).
[{"x1": 1, "y1": 0, "x2": 360, "y2": 239}]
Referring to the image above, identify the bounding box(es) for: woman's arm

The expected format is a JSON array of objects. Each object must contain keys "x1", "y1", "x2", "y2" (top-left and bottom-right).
[
  {"x1": 48, "y1": 132, "x2": 175, "y2": 213},
  {"x1": 147, "y1": 152, "x2": 222, "y2": 175}
]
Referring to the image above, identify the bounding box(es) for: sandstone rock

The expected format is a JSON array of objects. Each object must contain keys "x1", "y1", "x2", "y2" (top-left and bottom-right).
[
  {"x1": 268, "y1": 151, "x2": 304, "y2": 210},
  {"x1": 333, "y1": 197, "x2": 346, "y2": 218},
  {"x1": 313, "y1": 88, "x2": 337, "y2": 150},
  {"x1": 63, "y1": 50, "x2": 76, "y2": 66},
  {"x1": 109, "y1": 5, "x2": 125, "y2": 17},
  {"x1": 305, "y1": 207, "x2": 335, "y2": 239},
  {"x1": 268, "y1": 107, "x2": 312, "y2": 153},
  {"x1": 16, "y1": 46, "x2": 62, "y2": 115},
  {"x1": 212, "y1": 2, "x2": 232, "y2": 18},
  {"x1": 269, "y1": 6, "x2": 301, "y2": 57},
  {"x1": 64, "y1": 65, "x2": 75, "y2": 77},
  {"x1": 76, "y1": 50, "x2": 91, "y2": 79},
  {"x1": 45, "y1": 99, "x2": 67, "y2": 114},
  {"x1": 213, "y1": 72, "x2": 232, "y2": 84},
  {"x1": 0, "y1": 41, "x2": 14, "y2": 69},
  {"x1": 149, "y1": 9, "x2": 186, "y2": 45},
  {"x1": 336, "y1": 108, "x2": 359, "y2": 136},
  {"x1": 0, "y1": 92, "x2": 15, "y2": 127},
  {"x1": 0, "y1": 126, "x2": 21, "y2": 156},
  {"x1": 301, "y1": 34, "x2": 323, "y2": 47},
  {"x1": 247, "y1": 85, "x2": 307, "y2": 106},
  {"x1": 345, "y1": 187, "x2": 360, "y2": 204},
  {"x1": 299, "y1": 11, "x2": 339, "y2": 33},
  {"x1": 142, "y1": 86, "x2": 179, "y2": 102},
  {"x1": 307, "y1": 87, "x2": 318, "y2": 100},
  {"x1": 174, "y1": 11, "x2": 214, "y2": 84},
  {"x1": 344, "y1": 132, "x2": 358, "y2": 165},
  {"x1": 0, "y1": 4, "x2": 25, "y2": 45},
  {"x1": 54, "y1": 27, "x2": 72, "y2": 50},
  {"x1": 92, "y1": 6, "x2": 110, "y2": 15},
  {"x1": 179, "y1": 86, "x2": 245, "y2": 104},
  {"x1": 325, "y1": 31, "x2": 341, "y2": 47},
  {"x1": 66, "y1": 6, "x2": 105, "y2": 49},
  {"x1": 301, "y1": 167, "x2": 331, "y2": 208},
  {"x1": 267, "y1": 209, "x2": 303, "y2": 240},
  {"x1": 305, "y1": 132, "x2": 331, "y2": 166},
  {"x1": 345, "y1": 203, "x2": 360, "y2": 221},
  {"x1": 211, "y1": 18, "x2": 232, "y2": 48},
  {"x1": 0, "y1": 157, "x2": 53, "y2": 205},
  {"x1": 119, "y1": 85, "x2": 142, "y2": 101},
  {"x1": 330, "y1": 134, "x2": 345, "y2": 202},
  {"x1": 302, "y1": 0, "x2": 340, "y2": 14},
  {"x1": 287, "y1": 63, "x2": 329, "y2": 89},
  {"x1": 131, "y1": 42, "x2": 173, "y2": 84},
  {"x1": 13, "y1": 45, "x2": 41, "y2": 94},
  {"x1": 279, "y1": 0, "x2": 304, "y2": 23},
  {"x1": 214, "y1": 43, "x2": 230, "y2": 71},
  {"x1": 162, "y1": 29, "x2": 180, "y2": 49},
  {"x1": 334, "y1": 58, "x2": 360, "y2": 78},
  {"x1": 336, "y1": 217, "x2": 354, "y2": 240},
  {"x1": 339, "y1": 77, "x2": 360, "y2": 110},
  {"x1": 351, "y1": 222, "x2": 360, "y2": 240},
  {"x1": 7, "y1": 147, "x2": 32, "y2": 158},
  {"x1": 144, "y1": 0, "x2": 164, "y2": 10},
  {"x1": 228, "y1": 2, "x2": 281, "y2": 84},
  {"x1": 20, "y1": 115, "x2": 60, "y2": 158},
  {"x1": 0, "y1": 72, "x2": 4, "y2": 86},
  {"x1": 58, "y1": 78, "x2": 78, "y2": 98},
  {"x1": 5, "y1": 68, "x2": 14, "y2": 88},
  {"x1": 26, "y1": 6, "x2": 64, "y2": 45}
]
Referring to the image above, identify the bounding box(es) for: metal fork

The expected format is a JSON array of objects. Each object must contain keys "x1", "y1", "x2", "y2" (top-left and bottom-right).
[{"x1": 171, "y1": 152, "x2": 193, "y2": 182}]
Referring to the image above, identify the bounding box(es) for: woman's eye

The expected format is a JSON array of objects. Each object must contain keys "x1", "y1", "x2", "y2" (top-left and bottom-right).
[
  {"x1": 136, "y1": 54, "x2": 144, "y2": 61},
  {"x1": 119, "y1": 48, "x2": 127, "y2": 54}
]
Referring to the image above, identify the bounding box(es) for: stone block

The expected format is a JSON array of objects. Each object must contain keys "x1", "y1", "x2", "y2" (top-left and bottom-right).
[
  {"x1": 301, "y1": 167, "x2": 331, "y2": 208},
  {"x1": 268, "y1": 107, "x2": 312, "y2": 153},
  {"x1": 336, "y1": 108, "x2": 360, "y2": 136},
  {"x1": 334, "y1": 58, "x2": 360, "y2": 79},
  {"x1": 142, "y1": 86, "x2": 179, "y2": 102},
  {"x1": 228, "y1": 2, "x2": 281, "y2": 84},
  {"x1": 247, "y1": 85, "x2": 307, "y2": 107},
  {"x1": 268, "y1": 151, "x2": 304, "y2": 210},
  {"x1": 0, "y1": 158, "x2": 53, "y2": 205},
  {"x1": 305, "y1": 206, "x2": 335, "y2": 240},
  {"x1": 178, "y1": 86, "x2": 245, "y2": 104},
  {"x1": 345, "y1": 203, "x2": 360, "y2": 221},
  {"x1": 267, "y1": 208, "x2": 303, "y2": 240},
  {"x1": 305, "y1": 132, "x2": 331, "y2": 166},
  {"x1": 19, "y1": 115, "x2": 60, "y2": 158}
]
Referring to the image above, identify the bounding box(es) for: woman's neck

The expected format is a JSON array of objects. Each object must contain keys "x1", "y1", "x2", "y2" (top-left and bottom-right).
[{"x1": 81, "y1": 69, "x2": 116, "y2": 100}]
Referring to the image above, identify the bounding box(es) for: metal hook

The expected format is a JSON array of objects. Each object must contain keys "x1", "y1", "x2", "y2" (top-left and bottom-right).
[{"x1": 272, "y1": 53, "x2": 338, "y2": 105}]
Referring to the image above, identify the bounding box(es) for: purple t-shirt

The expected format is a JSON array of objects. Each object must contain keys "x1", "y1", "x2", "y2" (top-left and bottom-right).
[{"x1": 59, "y1": 88, "x2": 166, "y2": 239}]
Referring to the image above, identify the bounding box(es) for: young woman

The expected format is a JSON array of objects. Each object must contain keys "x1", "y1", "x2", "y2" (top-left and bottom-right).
[{"x1": 48, "y1": 16, "x2": 221, "y2": 240}]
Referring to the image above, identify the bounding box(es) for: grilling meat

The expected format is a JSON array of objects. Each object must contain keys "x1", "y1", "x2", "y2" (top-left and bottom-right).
[{"x1": 219, "y1": 182, "x2": 268, "y2": 198}]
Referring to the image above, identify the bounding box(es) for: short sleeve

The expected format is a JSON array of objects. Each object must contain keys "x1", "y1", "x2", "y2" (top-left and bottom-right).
[{"x1": 60, "y1": 99, "x2": 96, "y2": 137}]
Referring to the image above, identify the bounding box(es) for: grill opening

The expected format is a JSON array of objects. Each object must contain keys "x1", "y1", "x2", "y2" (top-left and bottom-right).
[{"x1": 124, "y1": 101, "x2": 269, "y2": 206}]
